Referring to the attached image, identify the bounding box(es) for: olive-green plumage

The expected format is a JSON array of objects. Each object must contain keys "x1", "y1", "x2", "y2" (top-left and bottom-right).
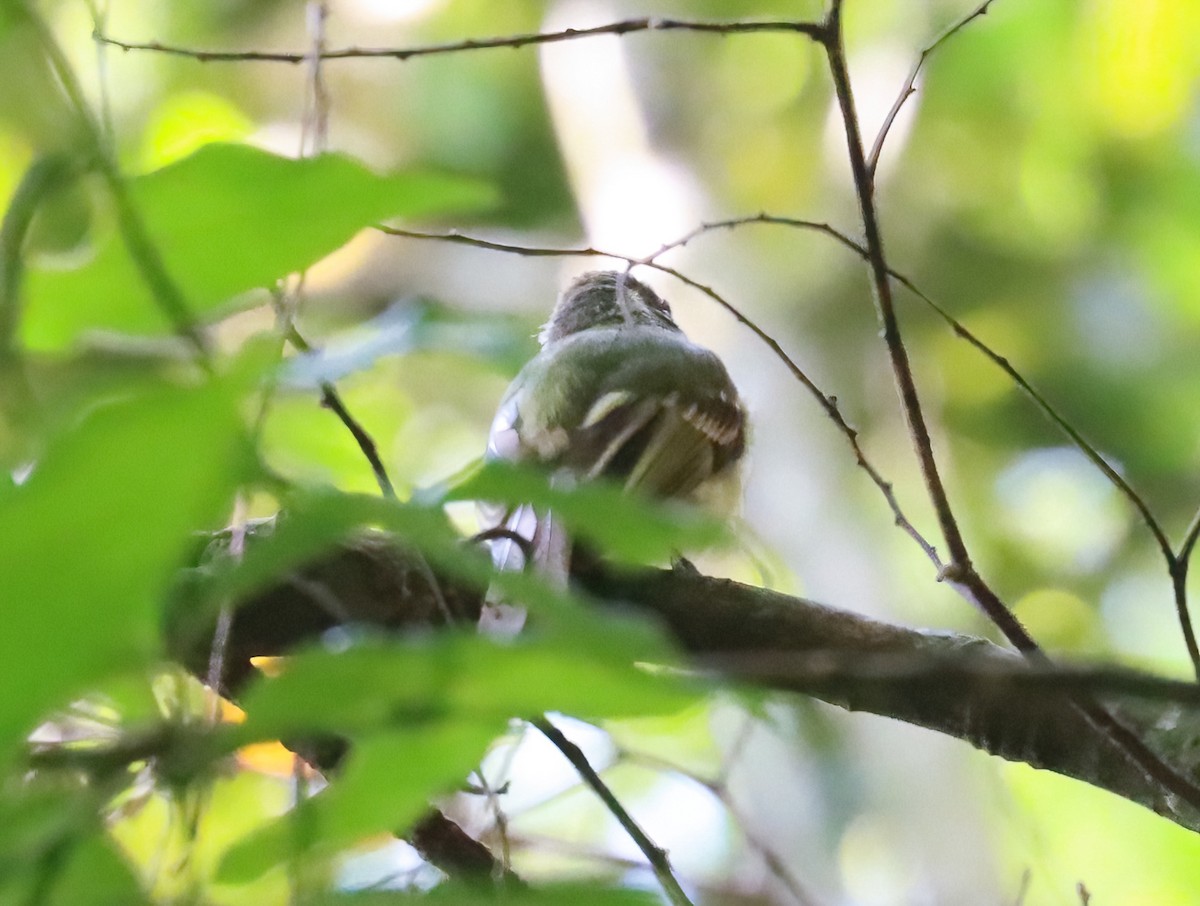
[{"x1": 483, "y1": 270, "x2": 746, "y2": 580}]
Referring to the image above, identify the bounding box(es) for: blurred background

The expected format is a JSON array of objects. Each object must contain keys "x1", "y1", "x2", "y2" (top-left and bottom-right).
[{"x1": 5, "y1": 0, "x2": 1200, "y2": 902}]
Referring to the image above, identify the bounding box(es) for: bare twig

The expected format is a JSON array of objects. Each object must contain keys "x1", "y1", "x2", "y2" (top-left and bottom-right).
[
  {"x1": 281, "y1": 317, "x2": 459, "y2": 624},
  {"x1": 1181, "y1": 509, "x2": 1200, "y2": 566},
  {"x1": 638, "y1": 211, "x2": 1200, "y2": 678},
  {"x1": 473, "y1": 766, "x2": 513, "y2": 878},
  {"x1": 87, "y1": 0, "x2": 117, "y2": 155},
  {"x1": 620, "y1": 746, "x2": 822, "y2": 906},
  {"x1": 379, "y1": 225, "x2": 944, "y2": 569},
  {"x1": 856, "y1": 0, "x2": 1200, "y2": 679},
  {"x1": 281, "y1": 322, "x2": 397, "y2": 499},
  {"x1": 301, "y1": 1, "x2": 331, "y2": 155},
  {"x1": 632, "y1": 716, "x2": 823, "y2": 906},
  {"x1": 867, "y1": 0, "x2": 999, "y2": 176},
  {"x1": 94, "y1": 17, "x2": 824, "y2": 64},
  {"x1": 467, "y1": 526, "x2": 536, "y2": 564},
  {"x1": 205, "y1": 495, "x2": 248, "y2": 714},
  {"x1": 820, "y1": 0, "x2": 1200, "y2": 810},
  {"x1": 534, "y1": 717, "x2": 695, "y2": 906},
  {"x1": 1013, "y1": 868, "x2": 1031, "y2": 906},
  {"x1": 822, "y1": 3, "x2": 970, "y2": 586}
]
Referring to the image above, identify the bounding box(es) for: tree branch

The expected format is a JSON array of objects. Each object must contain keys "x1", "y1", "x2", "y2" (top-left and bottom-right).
[
  {"x1": 168, "y1": 534, "x2": 1200, "y2": 834},
  {"x1": 819, "y1": 2, "x2": 1200, "y2": 810},
  {"x1": 94, "y1": 18, "x2": 824, "y2": 64}
]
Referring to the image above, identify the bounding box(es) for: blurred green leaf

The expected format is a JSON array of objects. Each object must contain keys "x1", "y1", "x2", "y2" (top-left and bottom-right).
[
  {"x1": 179, "y1": 485, "x2": 681, "y2": 670},
  {"x1": 187, "y1": 489, "x2": 471, "y2": 609},
  {"x1": 283, "y1": 302, "x2": 537, "y2": 388},
  {"x1": 314, "y1": 884, "x2": 658, "y2": 905},
  {"x1": 0, "y1": 778, "x2": 146, "y2": 905},
  {"x1": 234, "y1": 635, "x2": 697, "y2": 744},
  {"x1": 435, "y1": 458, "x2": 730, "y2": 563},
  {"x1": 43, "y1": 833, "x2": 147, "y2": 906},
  {"x1": 218, "y1": 721, "x2": 498, "y2": 883},
  {"x1": 0, "y1": 784, "x2": 106, "y2": 882},
  {"x1": 0, "y1": 372, "x2": 249, "y2": 765},
  {"x1": 21, "y1": 144, "x2": 497, "y2": 348}
]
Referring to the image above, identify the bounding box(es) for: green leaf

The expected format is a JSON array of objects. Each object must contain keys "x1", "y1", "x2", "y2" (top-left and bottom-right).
[
  {"x1": 0, "y1": 784, "x2": 107, "y2": 879},
  {"x1": 176, "y1": 484, "x2": 683, "y2": 680},
  {"x1": 44, "y1": 834, "x2": 148, "y2": 906},
  {"x1": 234, "y1": 635, "x2": 698, "y2": 744},
  {"x1": 434, "y1": 458, "x2": 730, "y2": 562},
  {"x1": 0, "y1": 373, "x2": 248, "y2": 765},
  {"x1": 218, "y1": 721, "x2": 499, "y2": 883},
  {"x1": 282, "y1": 303, "x2": 538, "y2": 388},
  {"x1": 21, "y1": 144, "x2": 496, "y2": 349},
  {"x1": 189, "y1": 489, "x2": 477, "y2": 609},
  {"x1": 183, "y1": 483, "x2": 685, "y2": 667},
  {"x1": 312, "y1": 884, "x2": 659, "y2": 905}
]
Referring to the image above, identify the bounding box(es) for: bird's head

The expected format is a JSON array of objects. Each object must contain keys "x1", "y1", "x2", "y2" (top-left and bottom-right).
[{"x1": 540, "y1": 271, "x2": 678, "y2": 345}]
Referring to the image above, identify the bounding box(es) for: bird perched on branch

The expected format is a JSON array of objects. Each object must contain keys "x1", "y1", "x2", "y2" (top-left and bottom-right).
[{"x1": 480, "y1": 270, "x2": 746, "y2": 629}]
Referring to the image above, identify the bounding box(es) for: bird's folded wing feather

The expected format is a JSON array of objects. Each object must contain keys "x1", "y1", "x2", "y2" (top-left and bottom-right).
[{"x1": 480, "y1": 327, "x2": 745, "y2": 574}]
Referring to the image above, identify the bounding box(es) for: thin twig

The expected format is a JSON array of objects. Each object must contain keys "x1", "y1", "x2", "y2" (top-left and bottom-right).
[
  {"x1": 473, "y1": 766, "x2": 513, "y2": 879},
  {"x1": 867, "y1": 0, "x2": 999, "y2": 176},
  {"x1": 621, "y1": 747, "x2": 821, "y2": 906},
  {"x1": 1013, "y1": 868, "x2": 1031, "y2": 906},
  {"x1": 205, "y1": 495, "x2": 248, "y2": 710},
  {"x1": 468, "y1": 526, "x2": 536, "y2": 563},
  {"x1": 823, "y1": 3, "x2": 970, "y2": 582},
  {"x1": 844, "y1": 0, "x2": 1200, "y2": 679},
  {"x1": 301, "y1": 1, "x2": 330, "y2": 155},
  {"x1": 1180, "y1": 510, "x2": 1200, "y2": 568},
  {"x1": 87, "y1": 0, "x2": 117, "y2": 156},
  {"x1": 282, "y1": 319, "x2": 457, "y2": 624},
  {"x1": 94, "y1": 17, "x2": 825, "y2": 64},
  {"x1": 282, "y1": 322, "x2": 397, "y2": 498},
  {"x1": 820, "y1": 0, "x2": 1200, "y2": 810},
  {"x1": 637, "y1": 212, "x2": 1200, "y2": 678},
  {"x1": 379, "y1": 225, "x2": 944, "y2": 570},
  {"x1": 534, "y1": 717, "x2": 695, "y2": 906}
]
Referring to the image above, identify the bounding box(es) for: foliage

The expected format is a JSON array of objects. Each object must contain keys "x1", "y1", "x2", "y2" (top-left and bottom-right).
[{"x1": 1, "y1": 0, "x2": 1199, "y2": 903}]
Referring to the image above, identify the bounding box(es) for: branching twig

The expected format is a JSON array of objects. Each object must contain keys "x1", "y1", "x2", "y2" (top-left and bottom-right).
[
  {"x1": 639, "y1": 210, "x2": 1200, "y2": 677},
  {"x1": 867, "y1": 0, "x2": 999, "y2": 176},
  {"x1": 94, "y1": 17, "x2": 824, "y2": 64},
  {"x1": 620, "y1": 745, "x2": 821, "y2": 906},
  {"x1": 822, "y1": 3, "x2": 970, "y2": 585},
  {"x1": 379, "y1": 225, "x2": 944, "y2": 569},
  {"x1": 533, "y1": 717, "x2": 694, "y2": 906},
  {"x1": 819, "y1": 0, "x2": 1200, "y2": 810}
]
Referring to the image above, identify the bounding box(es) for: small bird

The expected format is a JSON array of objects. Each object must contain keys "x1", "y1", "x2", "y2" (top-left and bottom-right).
[{"x1": 480, "y1": 270, "x2": 746, "y2": 627}]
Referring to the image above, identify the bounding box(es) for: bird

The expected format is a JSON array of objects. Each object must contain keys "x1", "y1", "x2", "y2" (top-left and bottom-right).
[{"x1": 479, "y1": 270, "x2": 746, "y2": 630}]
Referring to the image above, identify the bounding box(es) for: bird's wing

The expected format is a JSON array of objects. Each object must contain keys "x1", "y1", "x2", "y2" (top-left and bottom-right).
[
  {"x1": 571, "y1": 389, "x2": 743, "y2": 501},
  {"x1": 479, "y1": 326, "x2": 746, "y2": 574}
]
